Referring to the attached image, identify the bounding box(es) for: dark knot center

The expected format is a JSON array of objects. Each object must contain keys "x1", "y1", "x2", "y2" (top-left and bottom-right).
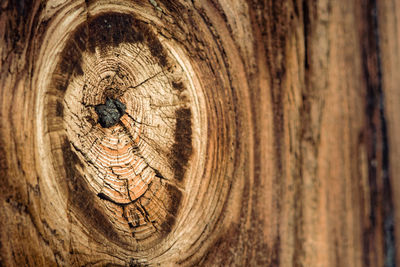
[{"x1": 95, "y1": 98, "x2": 126, "y2": 128}]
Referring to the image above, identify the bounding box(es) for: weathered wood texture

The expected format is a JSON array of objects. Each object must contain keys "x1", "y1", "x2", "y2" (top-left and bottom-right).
[{"x1": 0, "y1": 0, "x2": 399, "y2": 266}]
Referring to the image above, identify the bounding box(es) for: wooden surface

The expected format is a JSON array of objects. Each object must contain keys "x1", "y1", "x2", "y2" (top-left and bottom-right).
[{"x1": 0, "y1": 0, "x2": 399, "y2": 266}]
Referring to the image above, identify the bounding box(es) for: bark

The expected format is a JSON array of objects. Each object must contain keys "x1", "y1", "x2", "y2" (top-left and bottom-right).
[{"x1": 0, "y1": 0, "x2": 399, "y2": 266}]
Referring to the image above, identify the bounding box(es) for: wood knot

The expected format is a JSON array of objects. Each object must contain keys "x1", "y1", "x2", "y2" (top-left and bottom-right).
[{"x1": 43, "y1": 12, "x2": 201, "y2": 252}]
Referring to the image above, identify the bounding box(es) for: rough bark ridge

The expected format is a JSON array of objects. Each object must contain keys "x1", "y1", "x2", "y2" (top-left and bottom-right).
[{"x1": 0, "y1": 0, "x2": 399, "y2": 266}]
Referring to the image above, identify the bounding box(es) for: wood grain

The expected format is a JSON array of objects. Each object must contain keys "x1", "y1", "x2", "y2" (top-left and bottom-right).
[{"x1": 0, "y1": 0, "x2": 399, "y2": 266}]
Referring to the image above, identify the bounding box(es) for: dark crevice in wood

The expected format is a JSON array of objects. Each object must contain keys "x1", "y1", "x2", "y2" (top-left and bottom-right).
[
  {"x1": 360, "y1": 0, "x2": 396, "y2": 266},
  {"x1": 302, "y1": 0, "x2": 310, "y2": 70},
  {"x1": 371, "y1": 1, "x2": 396, "y2": 266}
]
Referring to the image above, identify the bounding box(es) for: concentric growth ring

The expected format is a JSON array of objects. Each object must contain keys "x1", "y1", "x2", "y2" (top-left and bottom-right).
[{"x1": 58, "y1": 13, "x2": 196, "y2": 247}]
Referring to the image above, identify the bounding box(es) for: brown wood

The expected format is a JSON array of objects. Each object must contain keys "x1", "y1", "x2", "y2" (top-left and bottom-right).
[{"x1": 0, "y1": 0, "x2": 399, "y2": 266}]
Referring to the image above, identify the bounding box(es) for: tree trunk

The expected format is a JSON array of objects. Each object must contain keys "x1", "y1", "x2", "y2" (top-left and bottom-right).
[{"x1": 0, "y1": 0, "x2": 399, "y2": 266}]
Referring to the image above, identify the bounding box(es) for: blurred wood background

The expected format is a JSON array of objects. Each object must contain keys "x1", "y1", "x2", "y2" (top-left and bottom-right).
[{"x1": 0, "y1": 0, "x2": 399, "y2": 266}]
